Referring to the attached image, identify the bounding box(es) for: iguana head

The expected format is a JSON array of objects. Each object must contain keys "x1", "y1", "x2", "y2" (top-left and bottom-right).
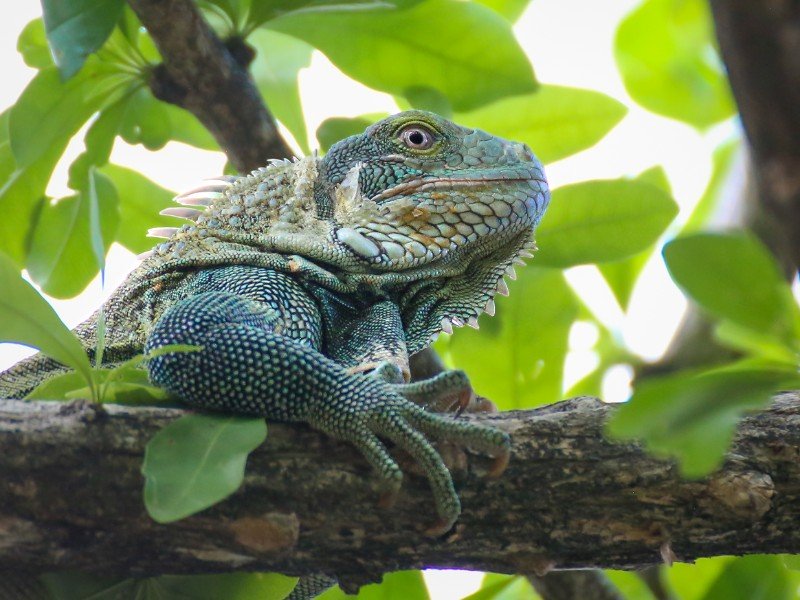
[
  {"x1": 320, "y1": 111, "x2": 548, "y2": 271},
  {"x1": 145, "y1": 111, "x2": 549, "y2": 345}
]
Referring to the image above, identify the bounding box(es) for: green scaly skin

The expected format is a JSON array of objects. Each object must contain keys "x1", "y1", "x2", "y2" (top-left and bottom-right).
[{"x1": 0, "y1": 111, "x2": 549, "y2": 537}]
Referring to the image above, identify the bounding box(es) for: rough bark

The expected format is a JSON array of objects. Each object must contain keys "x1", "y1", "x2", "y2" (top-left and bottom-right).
[
  {"x1": 1, "y1": 393, "x2": 798, "y2": 589},
  {"x1": 709, "y1": 0, "x2": 800, "y2": 273},
  {"x1": 126, "y1": 0, "x2": 293, "y2": 171}
]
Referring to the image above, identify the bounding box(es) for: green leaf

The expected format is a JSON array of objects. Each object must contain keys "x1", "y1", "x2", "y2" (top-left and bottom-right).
[
  {"x1": 268, "y1": 0, "x2": 536, "y2": 111},
  {"x1": 114, "y1": 87, "x2": 219, "y2": 151},
  {"x1": 142, "y1": 414, "x2": 267, "y2": 522},
  {"x1": 245, "y1": 0, "x2": 423, "y2": 32},
  {"x1": 615, "y1": 0, "x2": 735, "y2": 128},
  {"x1": 119, "y1": 87, "x2": 173, "y2": 150},
  {"x1": 100, "y1": 163, "x2": 177, "y2": 254},
  {"x1": 663, "y1": 233, "x2": 800, "y2": 344},
  {"x1": 250, "y1": 29, "x2": 313, "y2": 154},
  {"x1": 10, "y1": 65, "x2": 127, "y2": 168},
  {"x1": 608, "y1": 364, "x2": 800, "y2": 476},
  {"x1": 444, "y1": 266, "x2": 578, "y2": 409},
  {"x1": 700, "y1": 555, "x2": 793, "y2": 600},
  {"x1": 665, "y1": 557, "x2": 732, "y2": 600},
  {"x1": 26, "y1": 173, "x2": 120, "y2": 299},
  {"x1": 87, "y1": 168, "x2": 108, "y2": 274},
  {"x1": 474, "y1": 0, "x2": 531, "y2": 22},
  {"x1": 68, "y1": 93, "x2": 134, "y2": 190},
  {"x1": 714, "y1": 321, "x2": 799, "y2": 365},
  {"x1": 27, "y1": 345, "x2": 199, "y2": 404},
  {"x1": 535, "y1": 178, "x2": 678, "y2": 268},
  {"x1": 0, "y1": 253, "x2": 92, "y2": 384},
  {"x1": 18, "y1": 18, "x2": 53, "y2": 70},
  {"x1": 603, "y1": 570, "x2": 655, "y2": 600},
  {"x1": 151, "y1": 573, "x2": 298, "y2": 600},
  {"x1": 463, "y1": 574, "x2": 536, "y2": 600},
  {"x1": 0, "y1": 136, "x2": 62, "y2": 265},
  {"x1": 782, "y1": 555, "x2": 800, "y2": 571},
  {"x1": 317, "y1": 570, "x2": 429, "y2": 600},
  {"x1": 26, "y1": 371, "x2": 93, "y2": 401},
  {"x1": 399, "y1": 87, "x2": 453, "y2": 118},
  {"x1": 456, "y1": 85, "x2": 627, "y2": 165},
  {"x1": 598, "y1": 166, "x2": 671, "y2": 309},
  {"x1": 41, "y1": 0, "x2": 126, "y2": 79},
  {"x1": 316, "y1": 114, "x2": 388, "y2": 153}
]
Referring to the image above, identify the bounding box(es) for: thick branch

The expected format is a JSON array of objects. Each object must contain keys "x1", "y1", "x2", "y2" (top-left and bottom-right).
[
  {"x1": 1, "y1": 394, "x2": 798, "y2": 587},
  {"x1": 126, "y1": 0, "x2": 293, "y2": 171},
  {"x1": 710, "y1": 0, "x2": 800, "y2": 272}
]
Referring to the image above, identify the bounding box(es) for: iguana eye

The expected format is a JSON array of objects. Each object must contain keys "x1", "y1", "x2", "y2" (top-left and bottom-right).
[{"x1": 399, "y1": 125, "x2": 435, "y2": 150}]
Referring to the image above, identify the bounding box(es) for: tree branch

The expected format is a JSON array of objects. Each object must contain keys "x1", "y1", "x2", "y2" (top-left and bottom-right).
[
  {"x1": 1, "y1": 394, "x2": 798, "y2": 589},
  {"x1": 126, "y1": 0, "x2": 294, "y2": 171},
  {"x1": 709, "y1": 0, "x2": 800, "y2": 273}
]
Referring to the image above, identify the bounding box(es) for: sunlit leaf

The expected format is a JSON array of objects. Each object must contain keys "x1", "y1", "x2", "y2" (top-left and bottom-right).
[
  {"x1": 26, "y1": 173, "x2": 120, "y2": 298},
  {"x1": 608, "y1": 363, "x2": 800, "y2": 476},
  {"x1": 782, "y1": 555, "x2": 800, "y2": 571},
  {"x1": 111, "y1": 87, "x2": 219, "y2": 152},
  {"x1": 68, "y1": 93, "x2": 134, "y2": 190},
  {"x1": 246, "y1": 0, "x2": 422, "y2": 31},
  {"x1": 100, "y1": 163, "x2": 177, "y2": 254},
  {"x1": 268, "y1": 0, "x2": 536, "y2": 111},
  {"x1": 603, "y1": 570, "x2": 654, "y2": 600},
  {"x1": 474, "y1": 0, "x2": 531, "y2": 22},
  {"x1": 615, "y1": 0, "x2": 735, "y2": 128},
  {"x1": 700, "y1": 555, "x2": 793, "y2": 600},
  {"x1": 317, "y1": 570, "x2": 429, "y2": 600},
  {"x1": 464, "y1": 574, "x2": 536, "y2": 600},
  {"x1": 444, "y1": 266, "x2": 578, "y2": 409},
  {"x1": 119, "y1": 86, "x2": 173, "y2": 150},
  {"x1": 714, "y1": 321, "x2": 798, "y2": 366},
  {"x1": 142, "y1": 414, "x2": 267, "y2": 522},
  {"x1": 26, "y1": 371, "x2": 91, "y2": 401},
  {"x1": 151, "y1": 572, "x2": 298, "y2": 600},
  {"x1": 665, "y1": 557, "x2": 732, "y2": 600},
  {"x1": 250, "y1": 29, "x2": 313, "y2": 154},
  {"x1": 535, "y1": 178, "x2": 678, "y2": 268},
  {"x1": 18, "y1": 18, "x2": 53, "y2": 69},
  {"x1": 456, "y1": 85, "x2": 627, "y2": 164},
  {"x1": 41, "y1": 0, "x2": 125, "y2": 79},
  {"x1": 0, "y1": 253, "x2": 92, "y2": 384},
  {"x1": 663, "y1": 233, "x2": 800, "y2": 345},
  {"x1": 598, "y1": 166, "x2": 671, "y2": 309},
  {"x1": 9, "y1": 65, "x2": 127, "y2": 168},
  {"x1": 0, "y1": 137, "x2": 61, "y2": 265}
]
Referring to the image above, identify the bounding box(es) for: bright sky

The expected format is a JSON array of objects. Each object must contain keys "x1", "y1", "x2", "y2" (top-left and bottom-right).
[{"x1": 0, "y1": 3, "x2": 735, "y2": 596}]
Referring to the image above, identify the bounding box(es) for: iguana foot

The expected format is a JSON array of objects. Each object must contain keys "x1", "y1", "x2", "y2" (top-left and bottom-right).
[
  {"x1": 310, "y1": 373, "x2": 510, "y2": 535},
  {"x1": 369, "y1": 361, "x2": 473, "y2": 413}
]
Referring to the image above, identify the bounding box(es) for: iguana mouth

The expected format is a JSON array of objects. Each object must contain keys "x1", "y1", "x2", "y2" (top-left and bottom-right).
[{"x1": 369, "y1": 174, "x2": 544, "y2": 204}]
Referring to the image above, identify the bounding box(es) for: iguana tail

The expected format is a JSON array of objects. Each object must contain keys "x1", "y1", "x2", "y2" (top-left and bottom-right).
[{"x1": 0, "y1": 353, "x2": 69, "y2": 400}]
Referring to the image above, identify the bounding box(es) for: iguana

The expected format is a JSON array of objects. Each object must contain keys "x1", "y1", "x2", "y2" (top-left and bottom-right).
[{"x1": 0, "y1": 110, "x2": 549, "y2": 539}]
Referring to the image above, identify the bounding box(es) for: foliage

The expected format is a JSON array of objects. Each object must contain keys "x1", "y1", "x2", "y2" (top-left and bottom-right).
[
  {"x1": 143, "y1": 414, "x2": 268, "y2": 522},
  {"x1": 0, "y1": 0, "x2": 797, "y2": 598},
  {"x1": 615, "y1": 0, "x2": 735, "y2": 128}
]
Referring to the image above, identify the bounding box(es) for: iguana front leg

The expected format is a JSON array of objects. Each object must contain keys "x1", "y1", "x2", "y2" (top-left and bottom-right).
[{"x1": 145, "y1": 284, "x2": 509, "y2": 534}]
